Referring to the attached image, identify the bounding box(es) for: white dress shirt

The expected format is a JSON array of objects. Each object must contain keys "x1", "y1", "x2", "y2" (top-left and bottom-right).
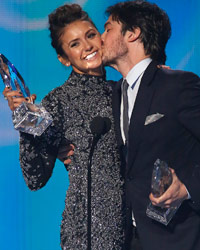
[
  {"x1": 120, "y1": 58, "x2": 152, "y2": 142},
  {"x1": 120, "y1": 58, "x2": 152, "y2": 226}
]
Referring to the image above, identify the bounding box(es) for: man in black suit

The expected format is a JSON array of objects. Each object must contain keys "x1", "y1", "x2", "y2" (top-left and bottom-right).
[{"x1": 101, "y1": 1, "x2": 200, "y2": 250}]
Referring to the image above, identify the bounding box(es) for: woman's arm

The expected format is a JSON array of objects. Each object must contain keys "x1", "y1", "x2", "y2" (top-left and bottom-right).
[{"x1": 3, "y1": 86, "x2": 71, "y2": 190}]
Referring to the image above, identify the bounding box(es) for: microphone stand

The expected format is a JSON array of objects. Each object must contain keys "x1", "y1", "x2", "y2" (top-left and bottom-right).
[
  {"x1": 87, "y1": 135, "x2": 99, "y2": 250},
  {"x1": 87, "y1": 116, "x2": 111, "y2": 250}
]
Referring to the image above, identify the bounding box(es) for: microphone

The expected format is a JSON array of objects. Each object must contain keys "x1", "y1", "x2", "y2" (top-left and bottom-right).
[
  {"x1": 90, "y1": 116, "x2": 111, "y2": 138},
  {"x1": 87, "y1": 116, "x2": 111, "y2": 250}
]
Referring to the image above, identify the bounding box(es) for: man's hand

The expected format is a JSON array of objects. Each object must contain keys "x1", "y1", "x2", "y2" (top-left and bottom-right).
[
  {"x1": 149, "y1": 168, "x2": 189, "y2": 208},
  {"x1": 157, "y1": 65, "x2": 170, "y2": 70},
  {"x1": 3, "y1": 86, "x2": 36, "y2": 111},
  {"x1": 57, "y1": 144, "x2": 75, "y2": 165}
]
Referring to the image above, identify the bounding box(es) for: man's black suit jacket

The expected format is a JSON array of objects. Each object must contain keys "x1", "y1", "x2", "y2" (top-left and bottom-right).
[{"x1": 112, "y1": 61, "x2": 200, "y2": 250}]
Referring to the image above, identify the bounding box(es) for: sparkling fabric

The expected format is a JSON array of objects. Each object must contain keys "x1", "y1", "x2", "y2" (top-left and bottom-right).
[{"x1": 19, "y1": 71, "x2": 125, "y2": 249}]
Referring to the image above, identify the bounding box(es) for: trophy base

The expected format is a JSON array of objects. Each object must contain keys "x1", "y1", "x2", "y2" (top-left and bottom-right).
[
  {"x1": 146, "y1": 202, "x2": 179, "y2": 226},
  {"x1": 13, "y1": 102, "x2": 53, "y2": 136}
]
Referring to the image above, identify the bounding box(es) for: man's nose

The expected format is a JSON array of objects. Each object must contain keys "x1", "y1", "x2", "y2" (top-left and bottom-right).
[{"x1": 101, "y1": 32, "x2": 105, "y2": 41}]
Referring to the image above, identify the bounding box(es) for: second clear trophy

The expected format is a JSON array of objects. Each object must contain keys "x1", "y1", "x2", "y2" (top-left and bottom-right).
[{"x1": 146, "y1": 159, "x2": 181, "y2": 225}]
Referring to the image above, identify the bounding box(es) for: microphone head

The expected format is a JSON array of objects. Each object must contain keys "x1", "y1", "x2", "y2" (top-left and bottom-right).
[
  {"x1": 90, "y1": 116, "x2": 111, "y2": 136},
  {"x1": 103, "y1": 117, "x2": 111, "y2": 134}
]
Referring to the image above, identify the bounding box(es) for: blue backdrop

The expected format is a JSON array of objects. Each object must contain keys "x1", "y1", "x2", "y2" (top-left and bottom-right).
[{"x1": 0, "y1": 0, "x2": 199, "y2": 249}]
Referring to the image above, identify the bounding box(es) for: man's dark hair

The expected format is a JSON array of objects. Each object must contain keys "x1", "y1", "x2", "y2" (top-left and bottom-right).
[
  {"x1": 106, "y1": 1, "x2": 171, "y2": 64},
  {"x1": 48, "y1": 4, "x2": 97, "y2": 57}
]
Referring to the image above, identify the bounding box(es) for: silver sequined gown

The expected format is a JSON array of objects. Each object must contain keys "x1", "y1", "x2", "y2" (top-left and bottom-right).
[{"x1": 19, "y1": 71, "x2": 125, "y2": 249}]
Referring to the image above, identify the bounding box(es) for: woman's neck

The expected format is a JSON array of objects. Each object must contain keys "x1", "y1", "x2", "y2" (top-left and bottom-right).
[{"x1": 73, "y1": 65, "x2": 104, "y2": 76}]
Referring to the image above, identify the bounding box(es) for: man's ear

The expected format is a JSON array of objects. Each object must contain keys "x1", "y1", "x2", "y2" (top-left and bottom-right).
[
  {"x1": 126, "y1": 27, "x2": 141, "y2": 43},
  {"x1": 58, "y1": 55, "x2": 71, "y2": 67}
]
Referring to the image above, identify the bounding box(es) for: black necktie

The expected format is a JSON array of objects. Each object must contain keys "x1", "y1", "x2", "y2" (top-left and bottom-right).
[{"x1": 122, "y1": 79, "x2": 129, "y2": 143}]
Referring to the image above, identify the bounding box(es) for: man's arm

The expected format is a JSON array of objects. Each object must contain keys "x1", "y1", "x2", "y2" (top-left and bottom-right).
[
  {"x1": 150, "y1": 71, "x2": 200, "y2": 209},
  {"x1": 57, "y1": 143, "x2": 74, "y2": 165}
]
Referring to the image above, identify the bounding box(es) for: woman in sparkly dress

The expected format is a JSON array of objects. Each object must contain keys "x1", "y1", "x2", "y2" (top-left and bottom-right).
[{"x1": 3, "y1": 4, "x2": 125, "y2": 250}]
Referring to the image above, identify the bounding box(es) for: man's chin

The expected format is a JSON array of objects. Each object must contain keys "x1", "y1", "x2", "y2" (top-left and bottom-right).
[
  {"x1": 102, "y1": 57, "x2": 111, "y2": 66},
  {"x1": 102, "y1": 55, "x2": 117, "y2": 68},
  {"x1": 102, "y1": 61, "x2": 110, "y2": 66}
]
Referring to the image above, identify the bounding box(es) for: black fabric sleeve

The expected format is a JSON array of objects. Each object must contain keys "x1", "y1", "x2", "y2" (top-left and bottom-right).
[{"x1": 178, "y1": 72, "x2": 200, "y2": 209}]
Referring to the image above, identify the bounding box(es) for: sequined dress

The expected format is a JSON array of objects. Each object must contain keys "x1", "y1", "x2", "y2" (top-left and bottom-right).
[{"x1": 20, "y1": 71, "x2": 125, "y2": 249}]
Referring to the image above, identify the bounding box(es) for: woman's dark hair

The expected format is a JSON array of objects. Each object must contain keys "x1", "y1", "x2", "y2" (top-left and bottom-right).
[
  {"x1": 106, "y1": 1, "x2": 171, "y2": 64},
  {"x1": 48, "y1": 4, "x2": 97, "y2": 57}
]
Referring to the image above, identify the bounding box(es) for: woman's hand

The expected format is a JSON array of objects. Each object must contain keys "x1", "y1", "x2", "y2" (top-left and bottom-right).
[{"x1": 3, "y1": 86, "x2": 36, "y2": 111}]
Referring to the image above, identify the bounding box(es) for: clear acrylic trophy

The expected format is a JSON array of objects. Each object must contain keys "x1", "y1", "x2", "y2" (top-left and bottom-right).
[
  {"x1": 146, "y1": 159, "x2": 180, "y2": 225},
  {"x1": 0, "y1": 53, "x2": 52, "y2": 136}
]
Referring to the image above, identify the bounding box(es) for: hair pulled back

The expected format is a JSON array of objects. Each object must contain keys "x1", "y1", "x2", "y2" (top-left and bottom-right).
[{"x1": 48, "y1": 4, "x2": 97, "y2": 57}]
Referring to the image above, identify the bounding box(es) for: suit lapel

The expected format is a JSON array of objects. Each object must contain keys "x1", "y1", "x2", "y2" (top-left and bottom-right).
[{"x1": 127, "y1": 61, "x2": 159, "y2": 172}]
